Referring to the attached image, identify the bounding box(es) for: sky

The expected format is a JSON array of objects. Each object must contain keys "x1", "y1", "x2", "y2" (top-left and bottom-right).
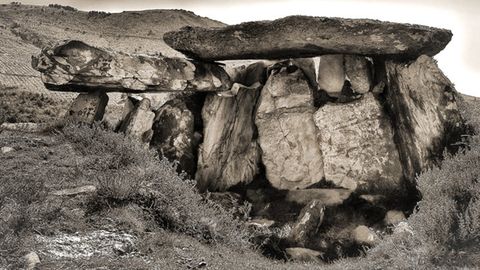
[{"x1": 3, "y1": 0, "x2": 479, "y2": 96}]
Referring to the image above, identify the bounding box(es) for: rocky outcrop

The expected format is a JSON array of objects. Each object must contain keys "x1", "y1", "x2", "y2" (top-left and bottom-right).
[
  {"x1": 314, "y1": 93, "x2": 404, "y2": 193},
  {"x1": 32, "y1": 40, "x2": 231, "y2": 93},
  {"x1": 196, "y1": 82, "x2": 262, "y2": 191},
  {"x1": 385, "y1": 55, "x2": 465, "y2": 186},
  {"x1": 151, "y1": 98, "x2": 197, "y2": 176},
  {"x1": 164, "y1": 16, "x2": 452, "y2": 61},
  {"x1": 67, "y1": 90, "x2": 108, "y2": 124},
  {"x1": 255, "y1": 65, "x2": 324, "y2": 190}
]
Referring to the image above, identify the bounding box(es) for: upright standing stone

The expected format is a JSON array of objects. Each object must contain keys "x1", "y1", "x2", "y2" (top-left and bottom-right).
[
  {"x1": 314, "y1": 93, "x2": 404, "y2": 193},
  {"x1": 196, "y1": 82, "x2": 262, "y2": 191},
  {"x1": 120, "y1": 98, "x2": 155, "y2": 143},
  {"x1": 289, "y1": 200, "x2": 325, "y2": 247},
  {"x1": 151, "y1": 98, "x2": 196, "y2": 176},
  {"x1": 102, "y1": 95, "x2": 135, "y2": 131},
  {"x1": 317, "y1": 55, "x2": 345, "y2": 98},
  {"x1": 385, "y1": 55, "x2": 465, "y2": 186},
  {"x1": 255, "y1": 66, "x2": 324, "y2": 190},
  {"x1": 67, "y1": 90, "x2": 108, "y2": 124}
]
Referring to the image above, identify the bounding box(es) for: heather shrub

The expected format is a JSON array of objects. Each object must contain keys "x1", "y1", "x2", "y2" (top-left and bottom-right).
[{"x1": 58, "y1": 123, "x2": 252, "y2": 248}]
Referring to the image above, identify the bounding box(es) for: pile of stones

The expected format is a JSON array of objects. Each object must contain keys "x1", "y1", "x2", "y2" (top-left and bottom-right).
[{"x1": 32, "y1": 15, "x2": 467, "y2": 262}]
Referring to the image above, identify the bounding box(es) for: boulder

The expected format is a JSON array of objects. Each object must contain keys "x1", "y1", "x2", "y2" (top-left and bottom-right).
[
  {"x1": 314, "y1": 93, "x2": 404, "y2": 193},
  {"x1": 285, "y1": 247, "x2": 323, "y2": 263},
  {"x1": 151, "y1": 98, "x2": 196, "y2": 176},
  {"x1": 32, "y1": 40, "x2": 231, "y2": 93},
  {"x1": 384, "y1": 210, "x2": 406, "y2": 226},
  {"x1": 255, "y1": 66, "x2": 324, "y2": 190},
  {"x1": 23, "y1": 251, "x2": 40, "y2": 270},
  {"x1": 196, "y1": 83, "x2": 262, "y2": 191},
  {"x1": 317, "y1": 55, "x2": 345, "y2": 97},
  {"x1": 289, "y1": 200, "x2": 325, "y2": 247},
  {"x1": 345, "y1": 55, "x2": 372, "y2": 94},
  {"x1": 164, "y1": 16, "x2": 452, "y2": 61},
  {"x1": 119, "y1": 98, "x2": 155, "y2": 143},
  {"x1": 66, "y1": 90, "x2": 108, "y2": 124},
  {"x1": 385, "y1": 55, "x2": 466, "y2": 187},
  {"x1": 351, "y1": 225, "x2": 377, "y2": 246}
]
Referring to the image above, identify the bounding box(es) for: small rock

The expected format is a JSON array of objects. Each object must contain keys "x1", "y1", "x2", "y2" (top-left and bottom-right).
[
  {"x1": 351, "y1": 225, "x2": 377, "y2": 246},
  {"x1": 246, "y1": 218, "x2": 275, "y2": 228},
  {"x1": 359, "y1": 194, "x2": 386, "y2": 205},
  {"x1": 50, "y1": 185, "x2": 97, "y2": 196},
  {"x1": 1, "y1": 146, "x2": 14, "y2": 154},
  {"x1": 285, "y1": 247, "x2": 323, "y2": 263},
  {"x1": 289, "y1": 200, "x2": 325, "y2": 247},
  {"x1": 384, "y1": 210, "x2": 406, "y2": 226},
  {"x1": 23, "y1": 251, "x2": 40, "y2": 270},
  {"x1": 285, "y1": 189, "x2": 352, "y2": 206}
]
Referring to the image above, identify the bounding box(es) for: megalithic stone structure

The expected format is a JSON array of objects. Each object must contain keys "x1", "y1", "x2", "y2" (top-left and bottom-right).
[{"x1": 31, "y1": 40, "x2": 232, "y2": 93}]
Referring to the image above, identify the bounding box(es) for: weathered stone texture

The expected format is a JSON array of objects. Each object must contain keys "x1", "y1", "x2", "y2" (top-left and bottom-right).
[
  {"x1": 67, "y1": 90, "x2": 108, "y2": 124},
  {"x1": 255, "y1": 66, "x2": 324, "y2": 190},
  {"x1": 314, "y1": 93, "x2": 404, "y2": 193},
  {"x1": 196, "y1": 83, "x2": 262, "y2": 191},
  {"x1": 151, "y1": 98, "x2": 196, "y2": 176},
  {"x1": 164, "y1": 16, "x2": 452, "y2": 61},
  {"x1": 385, "y1": 55, "x2": 465, "y2": 184},
  {"x1": 32, "y1": 40, "x2": 231, "y2": 93}
]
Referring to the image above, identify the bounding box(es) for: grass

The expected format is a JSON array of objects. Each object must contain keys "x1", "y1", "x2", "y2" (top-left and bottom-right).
[{"x1": 0, "y1": 87, "x2": 68, "y2": 124}]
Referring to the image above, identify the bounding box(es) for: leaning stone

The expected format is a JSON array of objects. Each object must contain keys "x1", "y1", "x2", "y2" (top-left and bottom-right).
[
  {"x1": 289, "y1": 200, "x2": 325, "y2": 247},
  {"x1": 314, "y1": 93, "x2": 404, "y2": 194},
  {"x1": 351, "y1": 225, "x2": 377, "y2": 246},
  {"x1": 32, "y1": 40, "x2": 231, "y2": 92},
  {"x1": 196, "y1": 82, "x2": 262, "y2": 191},
  {"x1": 285, "y1": 189, "x2": 352, "y2": 206},
  {"x1": 50, "y1": 185, "x2": 97, "y2": 196},
  {"x1": 385, "y1": 55, "x2": 466, "y2": 186},
  {"x1": 23, "y1": 251, "x2": 40, "y2": 270},
  {"x1": 384, "y1": 210, "x2": 406, "y2": 226},
  {"x1": 285, "y1": 247, "x2": 323, "y2": 263},
  {"x1": 151, "y1": 98, "x2": 196, "y2": 176},
  {"x1": 120, "y1": 98, "x2": 155, "y2": 143},
  {"x1": 345, "y1": 55, "x2": 372, "y2": 94},
  {"x1": 164, "y1": 16, "x2": 452, "y2": 61},
  {"x1": 66, "y1": 90, "x2": 108, "y2": 124},
  {"x1": 317, "y1": 55, "x2": 345, "y2": 97},
  {"x1": 255, "y1": 65, "x2": 324, "y2": 190}
]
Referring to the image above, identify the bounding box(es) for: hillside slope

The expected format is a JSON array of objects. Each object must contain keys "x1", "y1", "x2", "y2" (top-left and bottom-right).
[{"x1": 0, "y1": 3, "x2": 225, "y2": 97}]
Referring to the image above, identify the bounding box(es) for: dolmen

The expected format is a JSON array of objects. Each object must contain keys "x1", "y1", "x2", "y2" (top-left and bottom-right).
[{"x1": 32, "y1": 15, "x2": 467, "y2": 263}]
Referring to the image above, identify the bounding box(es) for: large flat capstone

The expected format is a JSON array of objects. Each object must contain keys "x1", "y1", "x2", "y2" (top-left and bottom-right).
[
  {"x1": 32, "y1": 40, "x2": 231, "y2": 93},
  {"x1": 164, "y1": 16, "x2": 452, "y2": 61}
]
